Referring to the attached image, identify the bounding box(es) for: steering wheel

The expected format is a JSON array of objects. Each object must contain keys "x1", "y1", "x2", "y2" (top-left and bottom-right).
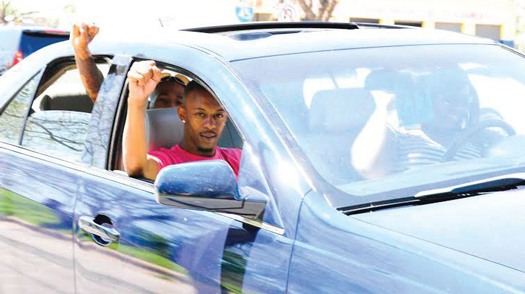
[{"x1": 442, "y1": 118, "x2": 516, "y2": 162}]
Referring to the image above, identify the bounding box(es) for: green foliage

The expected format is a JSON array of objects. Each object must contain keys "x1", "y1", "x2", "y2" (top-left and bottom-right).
[{"x1": 0, "y1": 189, "x2": 61, "y2": 226}]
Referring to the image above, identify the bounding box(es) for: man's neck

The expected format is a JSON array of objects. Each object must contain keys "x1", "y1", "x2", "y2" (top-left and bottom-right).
[{"x1": 179, "y1": 141, "x2": 216, "y2": 157}]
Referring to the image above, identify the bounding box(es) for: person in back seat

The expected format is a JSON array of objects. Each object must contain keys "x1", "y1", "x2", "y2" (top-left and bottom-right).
[
  {"x1": 123, "y1": 61, "x2": 242, "y2": 180},
  {"x1": 70, "y1": 23, "x2": 186, "y2": 108}
]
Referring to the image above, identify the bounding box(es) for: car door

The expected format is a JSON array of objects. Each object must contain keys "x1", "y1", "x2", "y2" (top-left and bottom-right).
[
  {"x1": 0, "y1": 54, "x2": 111, "y2": 293},
  {"x1": 73, "y1": 48, "x2": 307, "y2": 293}
]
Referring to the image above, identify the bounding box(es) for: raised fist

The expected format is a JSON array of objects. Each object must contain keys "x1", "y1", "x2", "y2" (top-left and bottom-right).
[
  {"x1": 127, "y1": 60, "x2": 162, "y2": 107},
  {"x1": 70, "y1": 23, "x2": 99, "y2": 59}
]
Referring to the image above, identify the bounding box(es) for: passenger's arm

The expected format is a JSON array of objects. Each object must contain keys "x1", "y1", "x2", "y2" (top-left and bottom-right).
[
  {"x1": 123, "y1": 61, "x2": 162, "y2": 180},
  {"x1": 351, "y1": 91, "x2": 398, "y2": 179},
  {"x1": 70, "y1": 23, "x2": 104, "y2": 102}
]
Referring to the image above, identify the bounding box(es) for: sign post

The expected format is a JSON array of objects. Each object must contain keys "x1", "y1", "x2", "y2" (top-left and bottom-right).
[
  {"x1": 277, "y1": 2, "x2": 300, "y2": 22},
  {"x1": 236, "y1": 0, "x2": 255, "y2": 23}
]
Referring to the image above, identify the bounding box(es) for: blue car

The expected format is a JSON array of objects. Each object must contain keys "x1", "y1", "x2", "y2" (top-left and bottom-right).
[
  {"x1": 1, "y1": 22, "x2": 525, "y2": 293},
  {"x1": 0, "y1": 26, "x2": 69, "y2": 76}
]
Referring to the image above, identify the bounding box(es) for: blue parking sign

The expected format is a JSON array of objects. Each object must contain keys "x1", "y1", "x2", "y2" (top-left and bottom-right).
[{"x1": 236, "y1": 0, "x2": 255, "y2": 22}]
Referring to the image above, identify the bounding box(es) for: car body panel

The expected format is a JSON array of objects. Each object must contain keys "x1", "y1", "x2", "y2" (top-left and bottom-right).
[
  {"x1": 81, "y1": 54, "x2": 131, "y2": 169},
  {"x1": 74, "y1": 170, "x2": 293, "y2": 293},
  {"x1": 165, "y1": 28, "x2": 494, "y2": 62},
  {"x1": 288, "y1": 190, "x2": 525, "y2": 293},
  {"x1": 353, "y1": 188, "x2": 525, "y2": 273},
  {"x1": 0, "y1": 144, "x2": 76, "y2": 293},
  {"x1": 67, "y1": 44, "x2": 301, "y2": 292},
  {"x1": 0, "y1": 44, "x2": 71, "y2": 111}
]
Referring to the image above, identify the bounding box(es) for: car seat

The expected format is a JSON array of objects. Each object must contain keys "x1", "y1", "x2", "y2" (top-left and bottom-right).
[{"x1": 306, "y1": 88, "x2": 375, "y2": 184}]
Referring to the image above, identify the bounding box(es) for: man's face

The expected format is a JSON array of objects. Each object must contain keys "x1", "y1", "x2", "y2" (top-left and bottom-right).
[
  {"x1": 179, "y1": 89, "x2": 227, "y2": 155},
  {"x1": 152, "y1": 80, "x2": 185, "y2": 109},
  {"x1": 431, "y1": 85, "x2": 474, "y2": 130}
]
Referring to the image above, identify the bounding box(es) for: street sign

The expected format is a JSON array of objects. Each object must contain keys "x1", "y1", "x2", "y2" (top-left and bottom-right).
[
  {"x1": 236, "y1": 0, "x2": 255, "y2": 23},
  {"x1": 278, "y1": 4, "x2": 300, "y2": 22}
]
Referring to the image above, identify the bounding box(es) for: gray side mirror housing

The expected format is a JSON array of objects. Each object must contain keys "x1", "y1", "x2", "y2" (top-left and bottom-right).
[{"x1": 155, "y1": 160, "x2": 266, "y2": 220}]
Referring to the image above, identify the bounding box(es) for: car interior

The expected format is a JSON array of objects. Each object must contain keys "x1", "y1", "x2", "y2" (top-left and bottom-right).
[
  {"x1": 306, "y1": 88, "x2": 375, "y2": 184},
  {"x1": 21, "y1": 57, "x2": 110, "y2": 163},
  {"x1": 111, "y1": 62, "x2": 244, "y2": 177}
]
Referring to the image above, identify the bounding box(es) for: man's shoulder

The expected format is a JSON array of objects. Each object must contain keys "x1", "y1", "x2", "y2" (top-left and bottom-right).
[
  {"x1": 148, "y1": 146, "x2": 176, "y2": 156},
  {"x1": 218, "y1": 147, "x2": 242, "y2": 158}
]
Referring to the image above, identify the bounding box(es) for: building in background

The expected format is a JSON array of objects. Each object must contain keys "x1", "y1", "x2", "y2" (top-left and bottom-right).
[{"x1": 256, "y1": 0, "x2": 519, "y2": 48}]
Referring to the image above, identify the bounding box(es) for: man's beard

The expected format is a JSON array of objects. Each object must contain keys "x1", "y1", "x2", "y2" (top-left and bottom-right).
[{"x1": 197, "y1": 146, "x2": 214, "y2": 154}]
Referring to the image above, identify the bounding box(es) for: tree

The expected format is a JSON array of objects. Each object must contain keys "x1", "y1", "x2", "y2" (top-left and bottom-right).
[
  {"x1": 0, "y1": 0, "x2": 11, "y2": 24},
  {"x1": 297, "y1": 0, "x2": 339, "y2": 21},
  {"x1": 0, "y1": 0, "x2": 36, "y2": 24}
]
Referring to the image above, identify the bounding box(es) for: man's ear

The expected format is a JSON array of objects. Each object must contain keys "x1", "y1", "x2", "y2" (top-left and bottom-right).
[{"x1": 178, "y1": 106, "x2": 186, "y2": 123}]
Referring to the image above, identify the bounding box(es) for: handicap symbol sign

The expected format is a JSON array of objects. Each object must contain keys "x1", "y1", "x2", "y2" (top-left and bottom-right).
[{"x1": 236, "y1": 0, "x2": 255, "y2": 22}]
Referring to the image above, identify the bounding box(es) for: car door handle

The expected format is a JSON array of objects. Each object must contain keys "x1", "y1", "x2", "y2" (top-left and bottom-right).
[{"x1": 78, "y1": 215, "x2": 120, "y2": 243}]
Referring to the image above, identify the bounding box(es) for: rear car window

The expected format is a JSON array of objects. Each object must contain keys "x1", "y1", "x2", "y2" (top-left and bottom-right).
[
  {"x1": 0, "y1": 71, "x2": 42, "y2": 144},
  {"x1": 21, "y1": 66, "x2": 96, "y2": 163}
]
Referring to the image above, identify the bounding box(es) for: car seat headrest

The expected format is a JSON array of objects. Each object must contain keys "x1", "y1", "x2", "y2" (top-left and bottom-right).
[
  {"x1": 365, "y1": 70, "x2": 397, "y2": 93},
  {"x1": 39, "y1": 93, "x2": 94, "y2": 113},
  {"x1": 146, "y1": 107, "x2": 183, "y2": 151},
  {"x1": 309, "y1": 88, "x2": 375, "y2": 132}
]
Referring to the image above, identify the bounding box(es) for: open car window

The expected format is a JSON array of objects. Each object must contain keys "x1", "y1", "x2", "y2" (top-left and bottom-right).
[{"x1": 112, "y1": 60, "x2": 244, "y2": 175}]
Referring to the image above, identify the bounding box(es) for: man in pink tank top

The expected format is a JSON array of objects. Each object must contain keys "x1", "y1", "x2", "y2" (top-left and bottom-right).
[{"x1": 122, "y1": 61, "x2": 241, "y2": 180}]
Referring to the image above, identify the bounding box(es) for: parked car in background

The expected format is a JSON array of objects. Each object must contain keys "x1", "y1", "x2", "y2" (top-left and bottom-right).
[
  {"x1": 2, "y1": 22, "x2": 525, "y2": 293},
  {"x1": 0, "y1": 26, "x2": 69, "y2": 75}
]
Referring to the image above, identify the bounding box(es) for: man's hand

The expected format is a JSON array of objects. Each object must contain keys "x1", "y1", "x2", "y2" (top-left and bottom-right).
[
  {"x1": 70, "y1": 23, "x2": 99, "y2": 60},
  {"x1": 370, "y1": 90, "x2": 395, "y2": 112},
  {"x1": 127, "y1": 61, "x2": 162, "y2": 107}
]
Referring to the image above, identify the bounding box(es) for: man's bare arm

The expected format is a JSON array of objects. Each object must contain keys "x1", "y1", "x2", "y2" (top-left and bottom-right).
[
  {"x1": 70, "y1": 23, "x2": 104, "y2": 102},
  {"x1": 123, "y1": 61, "x2": 162, "y2": 179},
  {"x1": 351, "y1": 91, "x2": 397, "y2": 179}
]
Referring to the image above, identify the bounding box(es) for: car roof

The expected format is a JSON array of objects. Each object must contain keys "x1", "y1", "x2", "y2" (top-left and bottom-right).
[{"x1": 88, "y1": 22, "x2": 497, "y2": 62}]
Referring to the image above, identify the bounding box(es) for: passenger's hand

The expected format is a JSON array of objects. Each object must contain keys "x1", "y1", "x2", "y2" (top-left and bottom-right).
[
  {"x1": 127, "y1": 60, "x2": 162, "y2": 107},
  {"x1": 370, "y1": 90, "x2": 395, "y2": 113},
  {"x1": 369, "y1": 90, "x2": 400, "y2": 130},
  {"x1": 70, "y1": 23, "x2": 99, "y2": 59}
]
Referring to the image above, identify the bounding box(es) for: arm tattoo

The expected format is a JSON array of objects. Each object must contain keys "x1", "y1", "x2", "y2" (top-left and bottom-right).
[{"x1": 75, "y1": 55, "x2": 104, "y2": 103}]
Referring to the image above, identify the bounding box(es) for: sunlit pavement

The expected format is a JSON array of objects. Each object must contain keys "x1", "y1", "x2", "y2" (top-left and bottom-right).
[{"x1": 0, "y1": 218, "x2": 197, "y2": 294}]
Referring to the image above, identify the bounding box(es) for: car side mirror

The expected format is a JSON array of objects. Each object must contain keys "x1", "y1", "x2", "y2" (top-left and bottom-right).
[{"x1": 155, "y1": 160, "x2": 266, "y2": 220}]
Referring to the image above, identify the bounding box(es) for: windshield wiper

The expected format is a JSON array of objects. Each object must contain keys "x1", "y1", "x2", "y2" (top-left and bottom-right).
[
  {"x1": 341, "y1": 173, "x2": 525, "y2": 215},
  {"x1": 414, "y1": 173, "x2": 525, "y2": 199}
]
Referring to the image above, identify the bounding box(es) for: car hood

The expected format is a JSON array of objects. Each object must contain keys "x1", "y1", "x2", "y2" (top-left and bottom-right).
[{"x1": 353, "y1": 187, "x2": 525, "y2": 272}]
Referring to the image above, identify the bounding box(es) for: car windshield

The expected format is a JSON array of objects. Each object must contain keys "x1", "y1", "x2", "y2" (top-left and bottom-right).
[{"x1": 233, "y1": 44, "x2": 525, "y2": 204}]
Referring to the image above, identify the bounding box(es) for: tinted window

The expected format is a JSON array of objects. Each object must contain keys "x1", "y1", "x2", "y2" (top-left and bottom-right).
[
  {"x1": 20, "y1": 32, "x2": 68, "y2": 57},
  {"x1": 21, "y1": 66, "x2": 93, "y2": 163},
  {"x1": 0, "y1": 71, "x2": 41, "y2": 144}
]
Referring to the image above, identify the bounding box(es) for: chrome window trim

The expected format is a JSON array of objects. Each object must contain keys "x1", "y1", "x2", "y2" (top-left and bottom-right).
[
  {"x1": 217, "y1": 213, "x2": 285, "y2": 235},
  {"x1": 0, "y1": 141, "x2": 285, "y2": 235}
]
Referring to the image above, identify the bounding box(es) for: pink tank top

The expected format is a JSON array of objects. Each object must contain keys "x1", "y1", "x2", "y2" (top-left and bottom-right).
[{"x1": 148, "y1": 145, "x2": 242, "y2": 177}]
